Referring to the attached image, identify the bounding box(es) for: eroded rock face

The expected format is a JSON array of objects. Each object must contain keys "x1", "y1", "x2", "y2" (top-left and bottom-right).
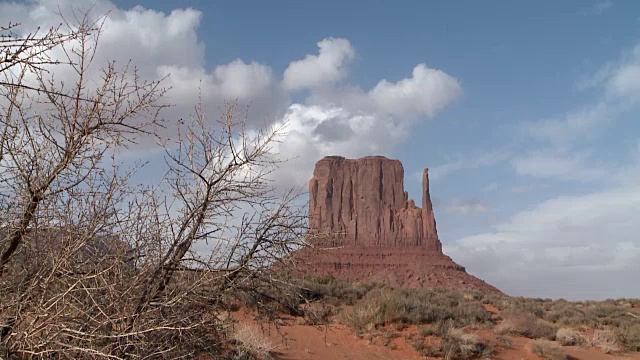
[
  {"x1": 286, "y1": 155, "x2": 503, "y2": 295},
  {"x1": 308, "y1": 156, "x2": 441, "y2": 251}
]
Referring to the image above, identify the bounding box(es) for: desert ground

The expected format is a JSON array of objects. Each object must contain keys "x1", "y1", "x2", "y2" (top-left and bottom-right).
[{"x1": 224, "y1": 277, "x2": 640, "y2": 360}]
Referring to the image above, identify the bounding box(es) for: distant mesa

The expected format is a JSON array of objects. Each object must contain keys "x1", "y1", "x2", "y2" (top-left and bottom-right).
[{"x1": 287, "y1": 155, "x2": 502, "y2": 294}]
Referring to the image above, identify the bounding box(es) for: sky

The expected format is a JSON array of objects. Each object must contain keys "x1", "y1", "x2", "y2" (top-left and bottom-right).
[{"x1": 2, "y1": 0, "x2": 640, "y2": 300}]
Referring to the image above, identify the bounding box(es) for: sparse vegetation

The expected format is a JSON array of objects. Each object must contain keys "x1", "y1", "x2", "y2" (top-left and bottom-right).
[
  {"x1": 495, "y1": 311, "x2": 557, "y2": 340},
  {"x1": 441, "y1": 328, "x2": 491, "y2": 360},
  {"x1": 527, "y1": 340, "x2": 567, "y2": 360},
  {"x1": 555, "y1": 327, "x2": 585, "y2": 346},
  {"x1": 591, "y1": 329, "x2": 623, "y2": 354},
  {"x1": 341, "y1": 287, "x2": 490, "y2": 332},
  {"x1": 616, "y1": 323, "x2": 640, "y2": 352}
]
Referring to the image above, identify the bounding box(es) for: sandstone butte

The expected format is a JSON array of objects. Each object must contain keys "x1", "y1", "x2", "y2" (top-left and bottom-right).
[{"x1": 285, "y1": 155, "x2": 503, "y2": 295}]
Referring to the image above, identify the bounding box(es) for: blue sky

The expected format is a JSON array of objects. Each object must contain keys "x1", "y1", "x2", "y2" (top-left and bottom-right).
[{"x1": 3, "y1": 0, "x2": 640, "y2": 299}]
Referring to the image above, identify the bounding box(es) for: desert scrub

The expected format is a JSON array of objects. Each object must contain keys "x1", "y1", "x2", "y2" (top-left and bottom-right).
[
  {"x1": 341, "y1": 287, "x2": 491, "y2": 332},
  {"x1": 442, "y1": 328, "x2": 491, "y2": 360},
  {"x1": 495, "y1": 310, "x2": 557, "y2": 339},
  {"x1": 616, "y1": 323, "x2": 640, "y2": 352},
  {"x1": 587, "y1": 304, "x2": 640, "y2": 328},
  {"x1": 527, "y1": 340, "x2": 567, "y2": 360},
  {"x1": 420, "y1": 325, "x2": 437, "y2": 336},
  {"x1": 295, "y1": 276, "x2": 378, "y2": 306},
  {"x1": 555, "y1": 328, "x2": 585, "y2": 346},
  {"x1": 545, "y1": 302, "x2": 593, "y2": 326},
  {"x1": 590, "y1": 329, "x2": 622, "y2": 354}
]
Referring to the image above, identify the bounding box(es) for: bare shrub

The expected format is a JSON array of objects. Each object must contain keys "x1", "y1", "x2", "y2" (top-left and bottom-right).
[
  {"x1": 555, "y1": 327, "x2": 585, "y2": 346},
  {"x1": 527, "y1": 340, "x2": 567, "y2": 360},
  {"x1": 0, "y1": 10, "x2": 306, "y2": 358}
]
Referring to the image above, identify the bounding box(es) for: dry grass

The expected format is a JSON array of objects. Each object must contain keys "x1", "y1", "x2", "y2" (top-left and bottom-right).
[
  {"x1": 231, "y1": 324, "x2": 276, "y2": 360},
  {"x1": 442, "y1": 328, "x2": 491, "y2": 360},
  {"x1": 527, "y1": 340, "x2": 567, "y2": 360},
  {"x1": 590, "y1": 329, "x2": 623, "y2": 354},
  {"x1": 555, "y1": 327, "x2": 585, "y2": 346}
]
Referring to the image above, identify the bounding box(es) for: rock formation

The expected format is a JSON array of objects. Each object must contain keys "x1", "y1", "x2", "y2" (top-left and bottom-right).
[
  {"x1": 308, "y1": 155, "x2": 441, "y2": 250},
  {"x1": 287, "y1": 156, "x2": 502, "y2": 294}
]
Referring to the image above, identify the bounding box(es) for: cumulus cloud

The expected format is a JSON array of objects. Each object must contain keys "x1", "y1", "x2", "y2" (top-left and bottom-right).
[
  {"x1": 1, "y1": 1, "x2": 461, "y2": 183},
  {"x1": 6, "y1": 1, "x2": 467, "y2": 206},
  {"x1": 283, "y1": 37, "x2": 355, "y2": 90},
  {"x1": 447, "y1": 184, "x2": 640, "y2": 299},
  {"x1": 273, "y1": 61, "x2": 461, "y2": 186},
  {"x1": 447, "y1": 199, "x2": 489, "y2": 215},
  {"x1": 369, "y1": 64, "x2": 462, "y2": 118},
  {"x1": 267, "y1": 104, "x2": 409, "y2": 186},
  {"x1": 1, "y1": 0, "x2": 289, "y2": 138}
]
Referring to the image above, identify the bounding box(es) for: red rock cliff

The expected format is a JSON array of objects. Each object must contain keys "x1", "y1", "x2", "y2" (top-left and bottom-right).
[
  {"x1": 283, "y1": 156, "x2": 503, "y2": 295},
  {"x1": 308, "y1": 156, "x2": 442, "y2": 251}
]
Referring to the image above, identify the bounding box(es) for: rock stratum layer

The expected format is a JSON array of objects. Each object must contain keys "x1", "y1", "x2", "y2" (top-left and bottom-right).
[{"x1": 288, "y1": 156, "x2": 502, "y2": 294}]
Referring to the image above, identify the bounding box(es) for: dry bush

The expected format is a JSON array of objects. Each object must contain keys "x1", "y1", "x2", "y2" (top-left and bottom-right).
[
  {"x1": 555, "y1": 327, "x2": 585, "y2": 346},
  {"x1": 0, "y1": 10, "x2": 307, "y2": 358},
  {"x1": 527, "y1": 340, "x2": 567, "y2": 360},
  {"x1": 495, "y1": 311, "x2": 557, "y2": 339},
  {"x1": 615, "y1": 323, "x2": 640, "y2": 352},
  {"x1": 590, "y1": 329, "x2": 623, "y2": 354},
  {"x1": 545, "y1": 302, "x2": 593, "y2": 326},
  {"x1": 340, "y1": 296, "x2": 387, "y2": 332},
  {"x1": 231, "y1": 324, "x2": 275, "y2": 360},
  {"x1": 442, "y1": 328, "x2": 491, "y2": 360},
  {"x1": 411, "y1": 340, "x2": 441, "y2": 357},
  {"x1": 295, "y1": 276, "x2": 378, "y2": 306}
]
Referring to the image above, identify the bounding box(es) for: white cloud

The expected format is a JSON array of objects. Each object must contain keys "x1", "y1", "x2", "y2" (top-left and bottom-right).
[
  {"x1": 2, "y1": 2, "x2": 461, "y2": 171},
  {"x1": 276, "y1": 59, "x2": 462, "y2": 188},
  {"x1": 592, "y1": 0, "x2": 614, "y2": 15},
  {"x1": 283, "y1": 37, "x2": 355, "y2": 90},
  {"x1": 213, "y1": 59, "x2": 276, "y2": 99},
  {"x1": 369, "y1": 64, "x2": 462, "y2": 118},
  {"x1": 523, "y1": 102, "x2": 612, "y2": 146},
  {"x1": 429, "y1": 151, "x2": 510, "y2": 180},
  {"x1": 0, "y1": 0, "x2": 290, "y2": 142},
  {"x1": 511, "y1": 151, "x2": 610, "y2": 182},
  {"x1": 608, "y1": 61, "x2": 640, "y2": 99},
  {"x1": 447, "y1": 184, "x2": 640, "y2": 299},
  {"x1": 447, "y1": 199, "x2": 489, "y2": 215},
  {"x1": 268, "y1": 104, "x2": 408, "y2": 186}
]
